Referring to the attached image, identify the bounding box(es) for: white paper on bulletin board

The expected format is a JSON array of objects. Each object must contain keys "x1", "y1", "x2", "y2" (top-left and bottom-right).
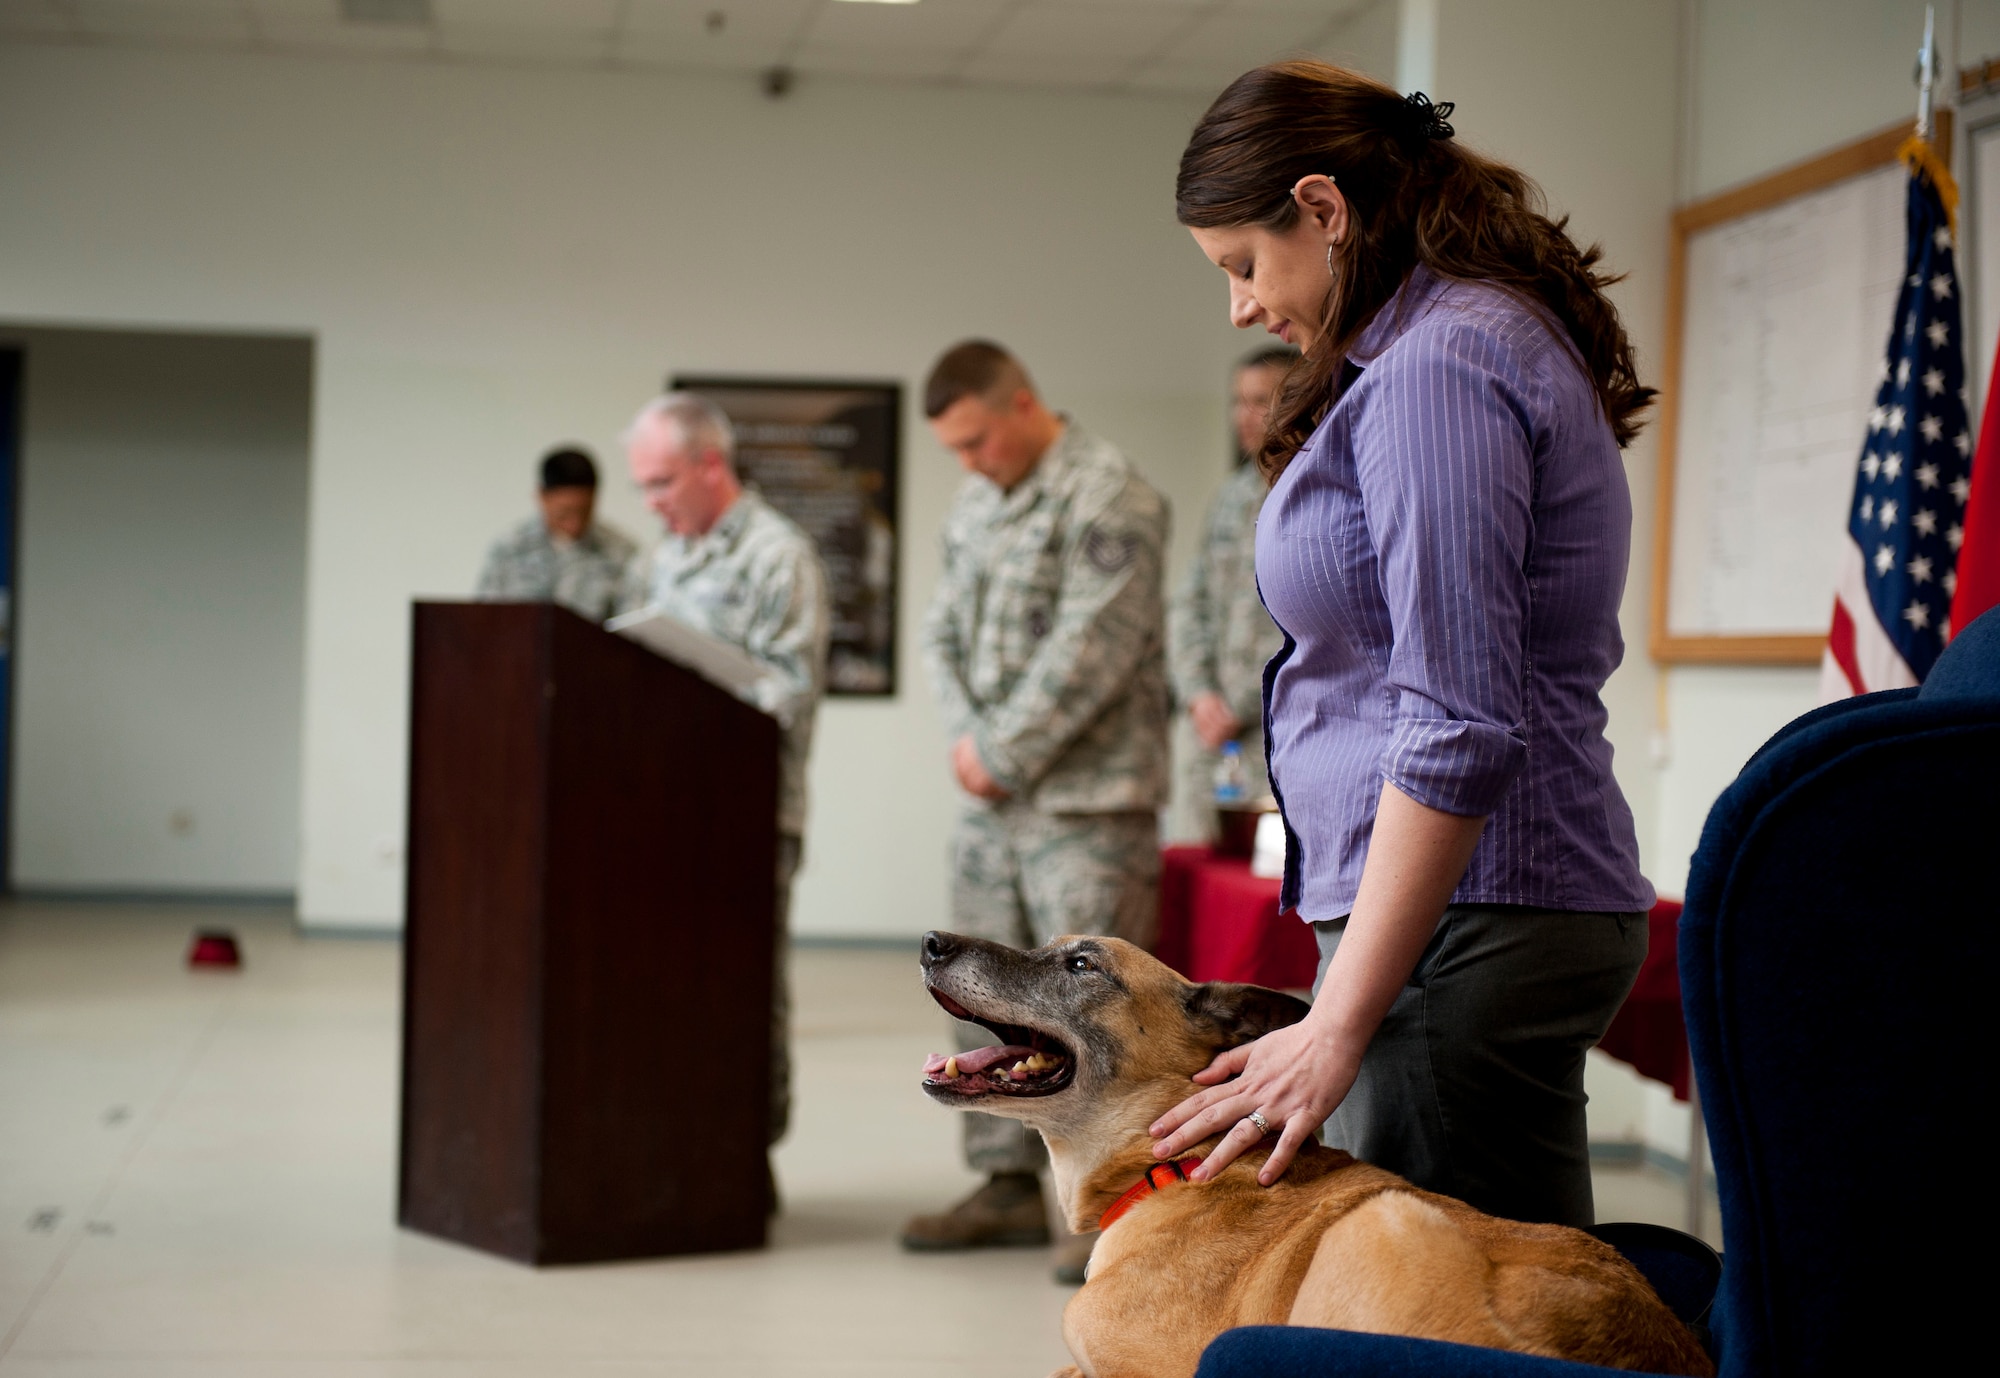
[{"x1": 1666, "y1": 162, "x2": 1906, "y2": 638}]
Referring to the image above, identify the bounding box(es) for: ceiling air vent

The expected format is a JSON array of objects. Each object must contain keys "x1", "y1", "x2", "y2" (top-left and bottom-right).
[{"x1": 339, "y1": 0, "x2": 433, "y2": 25}]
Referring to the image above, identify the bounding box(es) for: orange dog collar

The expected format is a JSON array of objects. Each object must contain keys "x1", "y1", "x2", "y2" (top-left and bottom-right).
[{"x1": 1098, "y1": 1156, "x2": 1203, "y2": 1231}]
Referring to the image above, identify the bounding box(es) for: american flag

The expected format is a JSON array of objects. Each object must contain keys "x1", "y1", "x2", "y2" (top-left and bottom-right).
[{"x1": 1823, "y1": 141, "x2": 1973, "y2": 697}]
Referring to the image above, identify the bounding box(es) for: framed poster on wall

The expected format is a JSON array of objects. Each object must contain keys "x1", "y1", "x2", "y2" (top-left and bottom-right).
[{"x1": 670, "y1": 375, "x2": 900, "y2": 696}]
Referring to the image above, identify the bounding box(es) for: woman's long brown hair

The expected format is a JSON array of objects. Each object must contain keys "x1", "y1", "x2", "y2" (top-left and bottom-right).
[{"x1": 1177, "y1": 60, "x2": 1655, "y2": 478}]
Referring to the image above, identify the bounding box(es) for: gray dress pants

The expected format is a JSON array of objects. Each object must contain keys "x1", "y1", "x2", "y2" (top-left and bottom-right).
[
  {"x1": 1313, "y1": 904, "x2": 1645, "y2": 1227},
  {"x1": 769, "y1": 833, "x2": 802, "y2": 1147}
]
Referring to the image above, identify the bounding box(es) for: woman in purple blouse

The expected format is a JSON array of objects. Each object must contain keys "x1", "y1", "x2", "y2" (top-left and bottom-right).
[{"x1": 1149, "y1": 61, "x2": 1657, "y2": 1228}]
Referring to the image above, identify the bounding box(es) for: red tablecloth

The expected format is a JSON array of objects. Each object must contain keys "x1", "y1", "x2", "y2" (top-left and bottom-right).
[
  {"x1": 1595, "y1": 899, "x2": 1691, "y2": 1101},
  {"x1": 1158, "y1": 850, "x2": 1688, "y2": 1096},
  {"x1": 1155, "y1": 845, "x2": 1320, "y2": 990}
]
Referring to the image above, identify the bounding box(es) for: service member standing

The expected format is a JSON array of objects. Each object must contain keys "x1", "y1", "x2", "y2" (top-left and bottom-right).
[
  {"x1": 1169, "y1": 348, "x2": 1294, "y2": 829},
  {"x1": 902, "y1": 341, "x2": 1170, "y2": 1276},
  {"x1": 475, "y1": 447, "x2": 635, "y2": 621},
  {"x1": 620, "y1": 393, "x2": 830, "y2": 1193}
]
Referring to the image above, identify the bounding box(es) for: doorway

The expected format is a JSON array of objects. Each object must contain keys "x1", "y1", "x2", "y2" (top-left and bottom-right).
[
  {"x1": 0, "y1": 348, "x2": 18, "y2": 889},
  {"x1": 0, "y1": 326, "x2": 312, "y2": 899}
]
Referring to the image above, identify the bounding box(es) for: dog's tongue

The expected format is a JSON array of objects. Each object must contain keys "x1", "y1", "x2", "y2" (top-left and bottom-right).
[{"x1": 923, "y1": 1045, "x2": 1037, "y2": 1077}]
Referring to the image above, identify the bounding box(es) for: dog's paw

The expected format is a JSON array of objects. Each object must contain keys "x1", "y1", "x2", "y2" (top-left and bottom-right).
[{"x1": 1046, "y1": 1369, "x2": 1086, "y2": 1378}]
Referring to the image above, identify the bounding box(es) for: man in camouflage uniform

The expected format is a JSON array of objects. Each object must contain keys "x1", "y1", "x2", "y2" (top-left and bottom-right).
[
  {"x1": 475, "y1": 447, "x2": 636, "y2": 622},
  {"x1": 620, "y1": 393, "x2": 830, "y2": 1196},
  {"x1": 902, "y1": 341, "x2": 1169, "y2": 1276},
  {"x1": 1169, "y1": 348, "x2": 1294, "y2": 833}
]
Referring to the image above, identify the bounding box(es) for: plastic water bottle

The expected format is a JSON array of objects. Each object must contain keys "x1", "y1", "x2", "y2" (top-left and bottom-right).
[{"x1": 1213, "y1": 740, "x2": 1248, "y2": 804}]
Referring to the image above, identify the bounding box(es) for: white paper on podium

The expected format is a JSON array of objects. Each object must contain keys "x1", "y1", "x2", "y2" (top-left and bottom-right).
[
  {"x1": 605, "y1": 606, "x2": 771, "y2": 699},
  {"x1": 1249, "y1": 811, "x2": 1287, "y2": 880}
]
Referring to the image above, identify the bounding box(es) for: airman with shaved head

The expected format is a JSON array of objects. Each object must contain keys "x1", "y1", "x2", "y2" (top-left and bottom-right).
[{"x1": 905, "y1": 341, "x2": 1170, "y2": 1281}]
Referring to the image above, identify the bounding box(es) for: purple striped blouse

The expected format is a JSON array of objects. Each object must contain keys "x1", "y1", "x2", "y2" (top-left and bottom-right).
[{"x1": 1257, "y1": 266, "x2": 1653, "y2": 920}]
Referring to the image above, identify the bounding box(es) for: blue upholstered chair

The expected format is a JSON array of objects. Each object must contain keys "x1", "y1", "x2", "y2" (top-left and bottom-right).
[{"x1": 1195, "y1": 607, "x2": 2000, "y2": 1377}]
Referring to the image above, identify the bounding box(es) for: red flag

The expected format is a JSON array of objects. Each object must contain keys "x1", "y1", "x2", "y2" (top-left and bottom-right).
[{"x1": 1951, "y1": 343, "x2": 2000, "y2": 634}]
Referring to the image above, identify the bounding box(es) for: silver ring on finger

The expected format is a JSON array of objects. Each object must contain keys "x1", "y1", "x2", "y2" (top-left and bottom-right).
[{"x1": 1246, "y1": 1109, "x2": 1271, "y2": 1136}]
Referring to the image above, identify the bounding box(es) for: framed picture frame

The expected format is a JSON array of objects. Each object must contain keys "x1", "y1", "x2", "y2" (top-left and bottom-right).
[{"x1": 671, "y1": 375, "x2": 901, "y2": 696}]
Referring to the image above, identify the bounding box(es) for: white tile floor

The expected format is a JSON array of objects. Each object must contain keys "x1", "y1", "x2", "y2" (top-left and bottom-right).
[{"x1": 0, "y1": 902, "x2": 1713, "y2": 1376}]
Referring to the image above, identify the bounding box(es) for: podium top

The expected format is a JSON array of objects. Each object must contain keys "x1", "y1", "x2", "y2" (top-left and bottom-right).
[{"x1": 605, "y1": 605, "x2": 771, "y2": 701}]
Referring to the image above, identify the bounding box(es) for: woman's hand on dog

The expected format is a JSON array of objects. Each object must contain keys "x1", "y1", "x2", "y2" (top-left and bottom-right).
[
  {"x1": 1150, "y1": 787, "x2": 1492, "y2": 1186},
  {"x1": 1147, "y1": 1015, "x2": 1364, "y2": 1185}
]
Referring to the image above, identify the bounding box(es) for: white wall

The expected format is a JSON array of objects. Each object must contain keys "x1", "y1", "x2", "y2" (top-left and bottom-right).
[
  {"x1": 1430, "y1": 0, "x2": 1681, "y2": 893},
  {"x1": 1646, "y1": 0, "x2": 2000, "y2": 900},
  {"x1": 1, "y1": 326, "x2": 311, "y2": 893},
  {"x1": 0, "y1": 43, "x2": 1256, "y2": 933},
  {"x1": 1324, "y1": 0, "x2": 1402, "y2": 80},
  {"x1": 1690, "y1": 0, "x2": 2000, "y2": 201}
]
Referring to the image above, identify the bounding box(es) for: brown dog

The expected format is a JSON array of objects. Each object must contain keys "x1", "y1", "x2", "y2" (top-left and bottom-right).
[{"x1": 918, "y1": 930, "x2": 1713, "y2": 1378}]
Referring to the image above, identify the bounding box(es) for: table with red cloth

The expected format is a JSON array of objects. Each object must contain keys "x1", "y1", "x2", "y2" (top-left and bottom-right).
[
  {"x1": 1596, "y1": 898, "x2": 1706, "y2": 1233},
  {"x1": 1158, "y1": 846, "x2": 1692, "y2": 1104},
  {"x1": 1155, "y1": 845, "x2": 1319, "y2": 990},
  {"x1": 1596, "y1": 898, "x2": 1692, "y2": 1101}
]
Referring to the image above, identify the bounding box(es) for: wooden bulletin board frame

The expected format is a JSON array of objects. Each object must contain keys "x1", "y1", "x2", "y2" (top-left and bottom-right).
[{"x1": 1650, "y1": 113, "x2": 1951, "y2": 664}]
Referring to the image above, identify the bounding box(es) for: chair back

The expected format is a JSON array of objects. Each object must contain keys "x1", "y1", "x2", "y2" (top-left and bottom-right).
[
  {"x1": 1584, "y1": 1222, "x2": 1719, "y2": 1353},
  {"x1": 1679, "y1": 608, "x2": 2000, "y2": 1376}
]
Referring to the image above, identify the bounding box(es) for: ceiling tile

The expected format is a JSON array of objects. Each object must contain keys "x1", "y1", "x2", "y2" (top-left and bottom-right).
[
  {"x1": 956, "y1": 48, "x2": 1141, "y2": 90},
  {"x1": 801, "y1": 0, "x2": 1004, "y2": 54},
  {"x1": 978, "y1": 2, "x2": 1193, "y2": 62},
  {"x1": 1217, "y1": 0, "x2": 1371, "y2": 16},
  {"x1": 1058, "y1": 0, "x2": 1215, "y2": 10},
  {"x1": 438, "y1": 24, "x2": 610, "y2": 62},
  {"x1": 0, "y1": 0, "x2": 77, "y2": 37},
  {"x1": 1221, "y1": 0, "x2": 1359, "y2": 11},
  {"x1": 1123, "y1": 57, "x2": 1246, "y2": 96},
  {"x1": 613, "y1": 29, "x2": 784, "y2": 72},
  {"x1": 431, "y1": 0, "x2": 620, "y2": 31},
  {"x1": 256, "y1": 15, "x2": 436, "y2": 53},
  {"x1": 8, "y1": 0, "x2": 1381, "y2": 96},
  {"x1": 72, "y1": 0, "x2": 255, "y2": 41},
  {"x1": 792, "y1": 40, "x2": 960, "y2": 80},
  {"x1": 75, "y1": 0, "x2": 243, "y2": 12},
  {"x1": 622, "y1": 0, "x2": 818, "y2": 47},
  {"x1": 1146, "y1": 8, "x2": 1330, "y2": 76}
]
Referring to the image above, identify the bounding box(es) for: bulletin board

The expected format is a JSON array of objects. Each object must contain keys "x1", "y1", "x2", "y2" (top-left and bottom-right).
[{"x1": 1651, "y1": 115, "x2": 1951, "y2": 663}]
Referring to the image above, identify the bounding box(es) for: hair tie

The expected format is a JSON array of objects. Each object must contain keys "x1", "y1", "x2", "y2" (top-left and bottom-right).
[{"x1": 1402, "y1": 91, "x2": 1455, "y2": 142}]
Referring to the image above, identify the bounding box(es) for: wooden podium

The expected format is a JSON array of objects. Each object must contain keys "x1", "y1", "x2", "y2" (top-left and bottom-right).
[{"x1": 398, "y1": 602, "x2": 780, "y2": 1265}]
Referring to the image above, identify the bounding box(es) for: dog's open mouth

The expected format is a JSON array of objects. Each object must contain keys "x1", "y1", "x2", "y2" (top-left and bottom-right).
[{"x1": 922, "y1": 990, "x2": 1076, "y2": 1097}]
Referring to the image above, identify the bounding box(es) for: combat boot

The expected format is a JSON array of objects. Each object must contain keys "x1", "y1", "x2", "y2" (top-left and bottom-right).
[
  {"x1": 899, "y1": 1171, "x2": 1051, "y2": 1250},
  {"x1": 1052, "y1": 1232, "x2": 1094, "y2": 1284}
]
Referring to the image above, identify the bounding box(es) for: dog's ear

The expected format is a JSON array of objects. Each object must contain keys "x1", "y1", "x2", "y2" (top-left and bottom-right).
[{"x1": 1180, "y1": 981, "x2": 1312, "y2": 1050}]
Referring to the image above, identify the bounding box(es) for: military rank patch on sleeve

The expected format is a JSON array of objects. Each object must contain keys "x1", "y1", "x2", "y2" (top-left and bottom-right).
[{"x1": 1083, "y1": 526, "x2": 1138, "y2": 574}]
